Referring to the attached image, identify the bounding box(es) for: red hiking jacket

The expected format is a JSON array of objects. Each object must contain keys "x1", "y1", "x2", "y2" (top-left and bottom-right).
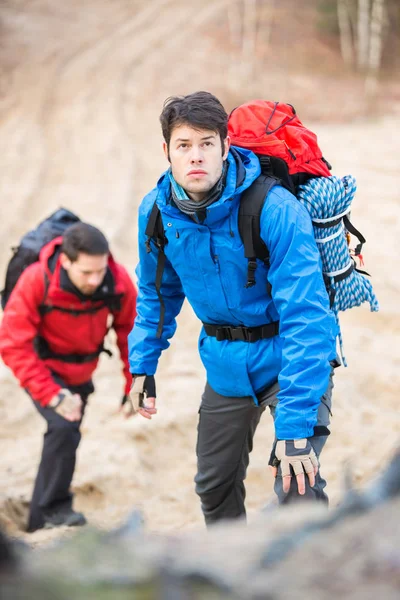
[{"x1": 0, "y1": 238, "x2": 137, "y2": 406}]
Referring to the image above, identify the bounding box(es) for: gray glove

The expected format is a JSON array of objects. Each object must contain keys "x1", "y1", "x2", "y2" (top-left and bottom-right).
[
  {"x1": 272, "y1": 438, "x2": 318, "y2": 478},
  {"x1": 48, "y1": 388, "x2": 82, "y2": 422},
  {"x1": 269, "y1": 437, "x2": 319, "y2": 492}
]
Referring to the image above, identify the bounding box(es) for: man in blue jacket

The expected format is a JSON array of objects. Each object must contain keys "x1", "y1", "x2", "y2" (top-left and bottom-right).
[{"x1": 127, "y1": 91, "x2": 338, "y2": 525}]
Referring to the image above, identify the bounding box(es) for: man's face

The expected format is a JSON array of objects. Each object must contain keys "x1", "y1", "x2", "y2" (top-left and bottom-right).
[
  {"x1": 60, "y1": 252, "x2": 108, "y2": 295},
  {"x1": 164, "y1": 124, "x2": 230, "y2": 202}
]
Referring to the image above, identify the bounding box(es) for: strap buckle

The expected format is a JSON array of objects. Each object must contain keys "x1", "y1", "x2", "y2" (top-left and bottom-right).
[
  {"x1": 216, "y1": 325, "x2": 250, "y2": 342},
  {"x1": 215, "y1": 327, "x2": 227, "y2": 342},
  {"x1": 231, "y1": 326, "x2": 249, "y2": 341}
]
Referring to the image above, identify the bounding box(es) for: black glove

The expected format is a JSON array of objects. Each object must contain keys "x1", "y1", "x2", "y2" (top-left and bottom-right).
[
  {"x1": 133, "y1": 374, "x2": 156, "y2": 399},
  {"x1": 121, "y1": 374, "x2": 156, "y2": 416}
]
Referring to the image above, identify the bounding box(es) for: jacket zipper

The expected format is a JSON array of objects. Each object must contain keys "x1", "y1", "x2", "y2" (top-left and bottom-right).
[
  {"x1": 207, "y1": 233, "x2": 235, "y2": 318},
  {"x1": 214, "y1": 255, "x2": 220, "y2": 273}
]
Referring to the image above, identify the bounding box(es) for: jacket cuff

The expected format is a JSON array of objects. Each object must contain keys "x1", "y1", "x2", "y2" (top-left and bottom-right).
[
  {"x1": 124, "y1": 373, "x2": 133, "y2": 395},
  {"x1": 34, "y1": 384, "x2": 62, "y2": 407}
]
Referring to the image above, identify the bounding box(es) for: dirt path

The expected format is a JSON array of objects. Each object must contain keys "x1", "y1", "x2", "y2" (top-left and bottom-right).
[{"x1": 0, "y1": 1, "x2": 399, "y2": 545}]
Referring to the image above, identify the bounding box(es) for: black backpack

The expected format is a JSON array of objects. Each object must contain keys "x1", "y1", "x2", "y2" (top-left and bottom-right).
[{"x1": 1, "y1": 208, "x2": 80, "y2": 310}]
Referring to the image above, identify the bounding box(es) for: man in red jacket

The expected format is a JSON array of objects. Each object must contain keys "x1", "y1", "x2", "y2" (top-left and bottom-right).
[{"x1": 0, "y1": 222, "x2": 137, "y2": 532}]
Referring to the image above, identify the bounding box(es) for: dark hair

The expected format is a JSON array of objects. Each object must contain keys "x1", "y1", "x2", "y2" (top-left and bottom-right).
[
  {"x1": 61, "y1": 222, "x2": 109, "y2": 262},
  {"x1": 160, "y1": 91, "x2": 228, "y2": 151}
]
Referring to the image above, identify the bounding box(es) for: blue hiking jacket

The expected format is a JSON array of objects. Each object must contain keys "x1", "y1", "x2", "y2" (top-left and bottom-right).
[{"x1": 128, "y1": 147, "x2": 338, "y2": 440}]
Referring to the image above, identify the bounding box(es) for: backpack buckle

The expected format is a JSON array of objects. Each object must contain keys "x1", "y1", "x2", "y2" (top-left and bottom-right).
[
  {"x1": 245, "y1": 260, "x2": 258, "y2": 288},
  {"x1": 226, "y1": 326, "x2": 248, "y2": 342},
  {"x1": 230, "y1": 326, "x2": 244, "y2": 341}
]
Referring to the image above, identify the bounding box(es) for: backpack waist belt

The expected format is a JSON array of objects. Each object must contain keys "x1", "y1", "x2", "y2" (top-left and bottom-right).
[
  {"x1": 34, "y1": 336, "x2": 112, "y2": 364},
  {"x1": 203, "y1": 321, "x2": 279, "y2": 342}
]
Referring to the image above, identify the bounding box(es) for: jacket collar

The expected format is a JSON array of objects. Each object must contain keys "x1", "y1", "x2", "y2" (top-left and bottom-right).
[
  {"x1": 155, "y1": 146, "x2": 261, "y2": 226},
  {"x1": 39, "y1": 237, "x2": 120, "y2": 302}
]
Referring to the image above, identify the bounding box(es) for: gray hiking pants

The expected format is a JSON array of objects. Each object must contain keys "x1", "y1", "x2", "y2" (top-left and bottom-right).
[{"x1": 194, "y1": 374, "x2": 334, "y2": 525}]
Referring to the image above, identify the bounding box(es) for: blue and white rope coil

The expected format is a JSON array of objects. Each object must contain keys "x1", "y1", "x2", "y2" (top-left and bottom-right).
[{"x1": 297, "y1": 175, "x2": 379, "y2": 365}]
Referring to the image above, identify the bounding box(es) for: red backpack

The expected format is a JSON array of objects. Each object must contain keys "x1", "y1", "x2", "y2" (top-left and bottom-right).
[
  {"x1": 228, "y1": 100, "x2": 331, "y2": 182},
  {"x1": 228, "y1": 100, "x2": 334, "y2": 288}
]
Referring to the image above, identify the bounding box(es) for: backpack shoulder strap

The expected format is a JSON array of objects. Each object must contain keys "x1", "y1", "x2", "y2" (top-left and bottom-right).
[
  {"x1": 145, "y1": 202, "x2": 164, "y2": 246},
  {"x1": 42, "y1": 272, "x2": 50, "y2": 306},
  {"x1": 144, "y1": 201, "x2": 168, "y2": 339},
  {"x1": 239, "y1": 175, "x2": 278, "y2": 287}
]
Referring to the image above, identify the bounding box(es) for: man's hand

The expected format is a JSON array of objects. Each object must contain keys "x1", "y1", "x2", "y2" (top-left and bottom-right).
[
  {"x1": 49, "y1": 389, "x2": 83, "y2": 422},
  {"x1": 269, "y1": 438, "x2": 319, "y2": 495},
  {"x1": 122, "y1": 375, "x2": 157, "y2": 420}
]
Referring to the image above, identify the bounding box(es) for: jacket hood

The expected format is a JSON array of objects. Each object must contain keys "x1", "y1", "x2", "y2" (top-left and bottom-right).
[
  {"x1": 39, "y1": 237, "x2": 63, "y2": 277},
  {"x1": 154, "y1": 146, "x2": 261, "y2": 225}
]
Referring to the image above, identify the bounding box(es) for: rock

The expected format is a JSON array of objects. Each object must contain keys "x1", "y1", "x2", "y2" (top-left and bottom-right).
[{"x1": 1, "y1": 448, "x2": 399, "y2": 599}]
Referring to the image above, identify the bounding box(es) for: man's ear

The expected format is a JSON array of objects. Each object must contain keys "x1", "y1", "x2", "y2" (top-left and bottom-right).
[
  {"x1": 162, "y1": 141, "x2": 170, "y2": 163},
  {"x1": 59, "y1": 252, "x2": 72, "y2": 271},
  {"x1": 222, "y1": 135, "x2": 230, "y2": 160}
]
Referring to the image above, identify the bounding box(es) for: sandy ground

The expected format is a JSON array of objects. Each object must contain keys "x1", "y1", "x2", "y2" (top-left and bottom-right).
[{"x1": 0, "y1": 0, "x2": 399, "y2": 546}]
